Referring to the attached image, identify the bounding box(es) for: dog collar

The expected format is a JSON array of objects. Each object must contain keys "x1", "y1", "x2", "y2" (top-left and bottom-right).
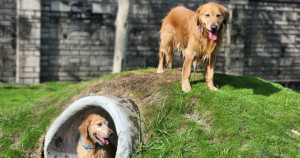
[{"x1": 79, "y1": 134, "x2": 102, "y2": 150}]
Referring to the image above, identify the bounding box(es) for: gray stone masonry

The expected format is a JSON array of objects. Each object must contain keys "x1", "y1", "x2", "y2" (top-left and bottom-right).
[
  {"x1": 0, "y1": 0, "x2": 300, "y2": 90},
  {"x1": 0, "y1": 0, "x2": 16, "y2": 82}
]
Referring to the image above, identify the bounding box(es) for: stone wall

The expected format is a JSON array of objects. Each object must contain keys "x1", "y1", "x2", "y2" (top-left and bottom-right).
[
  {"x1": 244, "y1": 0, "x2": 300, "y2": 83},
  {"x1": 225, "y1": 0, "x2": 300, "y2": 86},
  {"x1": 40, "y1": 0, "x2": 117, "y2": 82},
  {"x1": 0, "y1": 0, "x2": 16, "y2": 82},
  {"x1": 0, "y1": 0, "x2": 300, "y2": 90}
]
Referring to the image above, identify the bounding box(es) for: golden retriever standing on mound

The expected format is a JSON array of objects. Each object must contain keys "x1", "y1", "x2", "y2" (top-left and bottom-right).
[
  {"x1": 77, "y1": 114, "x2": 116, "y2": 158},
  {"x1": 156, "y1": 2, "x2": 228, "y2": 92}
]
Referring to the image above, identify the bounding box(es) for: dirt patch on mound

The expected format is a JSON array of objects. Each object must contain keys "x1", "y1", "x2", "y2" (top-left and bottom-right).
[{"x1": 70, "y1": 69, "x2": 182, "y2": 109}]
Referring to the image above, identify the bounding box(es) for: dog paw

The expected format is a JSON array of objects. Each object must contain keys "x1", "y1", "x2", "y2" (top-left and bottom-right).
[
  {"x1": 157, "y1": 69, "x2": 164, "y2": 73},
  {"x1": 182, "y1": 81, "x2": 191, "y2": 92},
  {"x1": 208, "y1": 85, "x2": 218, "y2": 91}
]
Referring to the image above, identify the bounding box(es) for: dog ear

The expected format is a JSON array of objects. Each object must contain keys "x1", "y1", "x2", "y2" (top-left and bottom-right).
[
  {"x1": 196, "y1": 5, "x2": 203, "y2": 14},
  {"x1": 196, "y1": 15, "x2": 200, "y2": 27},
  {"x1": 223, "y1": 10, "x2": 228, "y2": 25},
  {"x1": 219, "y1": 5, "x2": 228, "y2": 25},
  {"x1": 79, "y1": 117, "x2": 90, "y2": 138}
]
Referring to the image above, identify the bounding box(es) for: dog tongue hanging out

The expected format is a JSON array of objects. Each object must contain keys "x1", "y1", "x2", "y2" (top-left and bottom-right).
[{"x1": 209, "y1": 32, "x2": 218, "y2": 41}]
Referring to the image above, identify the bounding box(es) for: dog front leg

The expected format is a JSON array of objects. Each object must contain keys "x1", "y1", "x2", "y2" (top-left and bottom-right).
[
  {"x1": 182, "y1": 49, "x2": 193, "y2": 92},
  {"x1": 205, "y1": 54, "x2": 218, "y2": 90},
  {"x1": 157, "y1": 48, "x2": 165, "y2": 73}
]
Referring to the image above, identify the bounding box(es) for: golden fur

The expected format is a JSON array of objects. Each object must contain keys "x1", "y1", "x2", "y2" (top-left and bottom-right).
[
  {"x1": 157, "y1": 2, "x2": 228, "y2": 92},
  {"x1": 77, "y1": 114, "x2": 116, "y2": 158}
]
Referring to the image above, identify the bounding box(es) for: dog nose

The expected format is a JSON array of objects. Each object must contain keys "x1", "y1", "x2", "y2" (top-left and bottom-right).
[{"x1": 211, "y1": 24, "x2": 218, "y2": 32}]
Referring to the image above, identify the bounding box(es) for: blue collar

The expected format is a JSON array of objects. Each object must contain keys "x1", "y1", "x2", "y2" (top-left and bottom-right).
[{"x1": 79, "y1": 134, "x2": 102, "y2": 150}]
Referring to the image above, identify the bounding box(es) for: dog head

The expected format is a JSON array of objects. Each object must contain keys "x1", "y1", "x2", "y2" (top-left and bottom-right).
[
  {"x1": 79, "y1": 114, "x2": 113, "y2": 146},
  {"x1": 196, "y1": 2, "x2": 228, "y2": 41}
]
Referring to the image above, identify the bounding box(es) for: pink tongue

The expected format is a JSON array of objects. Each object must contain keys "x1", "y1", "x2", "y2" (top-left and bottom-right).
[
  {"x1": 97, "y1": 135, "x2": 109, "y2": 145},
  {"x1": 209, "y1": 32, "x2": 217, "y2": 41}
]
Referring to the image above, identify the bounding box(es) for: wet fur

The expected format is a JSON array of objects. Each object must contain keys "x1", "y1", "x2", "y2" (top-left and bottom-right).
[
  {"x1": 77, "y1": 114, "x2": 116, "y2": 158},
  {"x1": 157, "y1": 2, "x2": 228, "y2": 92}
]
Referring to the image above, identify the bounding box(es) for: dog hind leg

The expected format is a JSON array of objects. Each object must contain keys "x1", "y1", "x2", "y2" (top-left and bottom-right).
[{"x1": 165, "y1": 44, "x2": 174, "y2": 69}]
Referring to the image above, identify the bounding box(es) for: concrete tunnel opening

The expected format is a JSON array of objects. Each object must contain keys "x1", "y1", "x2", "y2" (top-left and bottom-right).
[{"x1": 44, "y1": 96, "x2": 140, "y2": 158}]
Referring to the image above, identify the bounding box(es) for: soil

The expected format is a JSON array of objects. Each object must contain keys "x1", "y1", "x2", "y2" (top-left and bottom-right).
[{"x1": 69, "y1": 69, "x2": 182, "y2": 112}]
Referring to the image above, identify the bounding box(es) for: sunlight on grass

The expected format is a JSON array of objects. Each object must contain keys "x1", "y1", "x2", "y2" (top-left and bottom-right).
[
  {"x1": 0, "y1": 81, "x2": 90, "y2": 157},
  {"x1": 0, "y1": 82, "x2": 71, "y2": 111}
]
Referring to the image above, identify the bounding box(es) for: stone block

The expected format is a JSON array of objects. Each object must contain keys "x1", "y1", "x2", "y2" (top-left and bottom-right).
[
  {"x1": 294, "y1": 59, "x2": 300, "y2": 64},
  {"x1": 79, "y1": 66, "x2": 98, "y2": 71},
  {"x1": 80, "y1": 57, "x2": 89, "y2": 64},
  {"x1": 2, "y1": 71, "x2": 14, "y2": 77},
  {"x1": 20, "y1": 72, "x2": 39, "y2": 78},
  {"x1": 21, "y1": 56, "x2": 40, "y2": 67},
  {"x1": 263, "y1": 59, "x2": 278, "y2": 66},
  {"x1": 24, "y1": 67, "x2": 34, "y2": 72},
  {"x1": 58, "y1": 71, "x2": 69, "y2": 77},
  {"x1": 282, "y1": 12, "x2": 298, "y2": 21},
  {"x1": 100, "y1": 66, "x2": 112, "y2": 71},
  {"x1": 253, "y1": 34, "x2": 266, "y2": 43},
  {"x1": 49, "y1": 56, "x2": 59, "y2": 65},
  {"x1": 248, "y1": 58, "x2": 263, "y2": 66},
  {"x1": 232, "y1": 0, "x2": 249, "y2": 5},
  {"x1": 51, "y1": 1, "x2": 70, "y2": 12},
  {"x1": 78, "y1": 71, "x2": 89, "y2": 76},
  {"x1": 92, "y1": 3, "x2": 111, "y2": 13},
  {"x1": 20, "y1": 0, "x2": 40, "y2": 10},
  {"x1": 274, "y1": 21, "x2": 288, "y2": 25},
  {"x1": 281, "y1": 35, "x2": 295, "y2": 43},
  {"x1": 50, "y1": 28, "x2": 58, "y2": 38},
  {"x1": 279, "y1": 58, "x2": 293, "y2": 66},
  {"x1": 34, "y1": 67, "x2": 40, "y2": 72},
  {"x1": 58, "y1": 56, "x2": 70, "y2": 66},
  {"x1": 23, "y1": 78, "x2": 34, "y2": 83},
  {"x1": 70, "y1": 58, "x2": 80, "y2": 64},
  {"x1": 33, "y1": 78, "x2": 39, "y2": 83}
]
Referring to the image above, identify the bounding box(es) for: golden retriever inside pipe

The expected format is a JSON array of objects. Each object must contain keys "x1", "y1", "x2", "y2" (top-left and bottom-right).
[
  {"x1": 157, "y1": 2, "x2": 228, "y2": 92},
  {"x1": 77, "y1": 114, "x2": 116, "y2": 158}
]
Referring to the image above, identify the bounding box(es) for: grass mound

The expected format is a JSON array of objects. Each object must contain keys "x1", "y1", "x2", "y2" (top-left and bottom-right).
[{"x1": 1, "y1": 68, "x2": 300, "y2": 157}]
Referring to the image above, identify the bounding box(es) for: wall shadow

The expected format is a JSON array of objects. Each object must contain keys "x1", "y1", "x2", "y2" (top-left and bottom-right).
[
  {"x1": 190, "y1": 73, "x2": 281, "y2": 96},
  {"x1": 215, "y1": 73, "x2": 281, "y2": 96}
]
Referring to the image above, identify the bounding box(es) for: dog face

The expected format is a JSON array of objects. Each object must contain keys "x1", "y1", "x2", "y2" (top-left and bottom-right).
[
  {"x1": 79, "y1": 114, "x2": 113, "y2": 146},
  {"x1": 196, "y1": 2, "x2": 227, "y2": 40}
]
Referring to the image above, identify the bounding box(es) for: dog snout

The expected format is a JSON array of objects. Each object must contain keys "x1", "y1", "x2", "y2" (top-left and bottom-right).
[{"x1": 211, "y1": 24, "x2": 218, "y2": 32}]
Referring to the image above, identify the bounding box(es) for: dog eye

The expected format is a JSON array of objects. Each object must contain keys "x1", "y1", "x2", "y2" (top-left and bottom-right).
[
  {"x1": 216, "y1": 14, "x2": 221, "y2": 17},
  {"x1": 205, "y1": 14, "x2": 210, "y2": 17},
  {"x1": 98, "y1": 123, "x2": 102, "y2": 126}
]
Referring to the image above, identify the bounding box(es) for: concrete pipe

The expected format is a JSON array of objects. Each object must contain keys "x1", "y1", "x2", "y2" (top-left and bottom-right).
[{"x1": 44, "y1": 96, "x2": 140, "y2": 158}]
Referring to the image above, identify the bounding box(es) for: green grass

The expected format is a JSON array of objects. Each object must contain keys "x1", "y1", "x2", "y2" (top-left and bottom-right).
[
  {"x1": 136, "y1": 73, "x2": 300, "y2": 158},
  {"x1": 0, "y1": 81, "x2": 91, "y2": 157},
  {"x1": 0, "y1": 82, "x2": 71, "y2": 112},
  {"x1": 1, "y1": 69, "x2": 300, "y2": 157}
]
